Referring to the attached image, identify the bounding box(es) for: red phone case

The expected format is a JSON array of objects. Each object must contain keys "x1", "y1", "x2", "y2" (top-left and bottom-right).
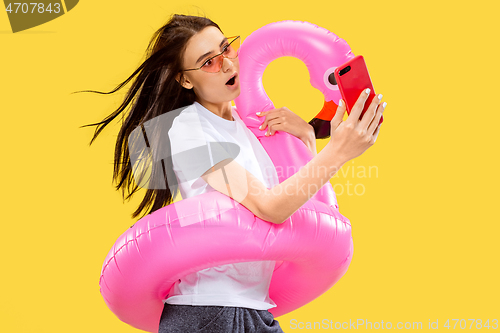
[{"x1": 334, "y1": 55, "x2": 383, "y2": 126}]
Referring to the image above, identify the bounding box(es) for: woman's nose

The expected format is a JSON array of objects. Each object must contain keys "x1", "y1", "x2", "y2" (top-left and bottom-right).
[{"x1": 222, "y1": 57, "x2": 234, "y2": 72}]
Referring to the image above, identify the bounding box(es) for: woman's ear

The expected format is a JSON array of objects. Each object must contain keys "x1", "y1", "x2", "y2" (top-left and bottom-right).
[{"x1": 175, "y1": 73, "x2": 193, "y2": 89}]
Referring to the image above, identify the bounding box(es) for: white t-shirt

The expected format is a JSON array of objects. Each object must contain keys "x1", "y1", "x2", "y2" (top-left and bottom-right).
[{"x1": 163, "y1": 101, "x2": 279, "y2": 310}]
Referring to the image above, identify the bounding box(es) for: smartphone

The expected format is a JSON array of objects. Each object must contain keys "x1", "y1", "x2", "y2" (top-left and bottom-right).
[{"x1": 334, "y1": 55, "x2": 383, "y2": 126}]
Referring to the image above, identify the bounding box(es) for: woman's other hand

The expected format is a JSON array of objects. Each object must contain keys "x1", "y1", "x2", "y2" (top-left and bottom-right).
[
  {"x1": 256, "y1": 107, "x2": 317, "y2": 155},
  {"x1": 327, "y1": 88, "x2": 386, "y2": 164}
]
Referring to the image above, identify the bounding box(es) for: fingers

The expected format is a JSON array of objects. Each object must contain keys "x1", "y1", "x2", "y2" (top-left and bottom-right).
[
  {"x1": 264, "y1": 118, "x2": 282, "y2": 136},
  {"x1": 258, "y1": 117, "x2": 267, "y2": 131},
  {"x1": 370, "y1": 123, "x2": 382, "y2": 144},
  {"x1": 358, "y1": 93, "x2": 383, "y2": 131},
  {"x1": 331, "y1": 99, "x2": 346, "y2": 130},
  {"x1": 345, "y1": 88, "x2": 371, "y2": 125},
  {"x1": 257, "y1": 108, "x2": 283, "y2": 135},
  {"x1": 367, "y1": 101, "x2": 386, "y2": 135},
  {"x1": 257, "y1": 109, "x2": 270, "y2": 131}
]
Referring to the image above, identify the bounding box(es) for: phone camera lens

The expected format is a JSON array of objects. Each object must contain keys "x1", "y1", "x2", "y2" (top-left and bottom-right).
[{"x1": 339, "y1": 66, "x2": 351, "y2": 76}]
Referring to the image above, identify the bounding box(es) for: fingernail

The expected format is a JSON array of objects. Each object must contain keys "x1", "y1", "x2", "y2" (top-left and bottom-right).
[
  {"x1": 382, "y1": 102, "x2": 387, "y2": 108},
  {"x1": 259, "y1": 125, "x2": 262, "y2": 129},
  {"x1": 256, "y1": 112, "x2": 261, "y2": 115},
  {"x1": 365, "y1": 88, "x2": 371, "y2": 94},
  {"x1": 339, "y1": 99, "x2": 343, "y2": 107},
  {"x1": 377, "y1": 94, "x2": 383, "y2": 100}
]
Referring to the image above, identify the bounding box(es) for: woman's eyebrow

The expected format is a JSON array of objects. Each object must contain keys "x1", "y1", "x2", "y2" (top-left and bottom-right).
[{"x1": 195, "y1": 37, "x2": 228, "y2": 65}]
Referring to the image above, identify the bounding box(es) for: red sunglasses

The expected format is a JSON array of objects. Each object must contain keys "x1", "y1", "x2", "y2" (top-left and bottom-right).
[{"x1": 183, "y1": 36, "x2": 240, "y2": 73}]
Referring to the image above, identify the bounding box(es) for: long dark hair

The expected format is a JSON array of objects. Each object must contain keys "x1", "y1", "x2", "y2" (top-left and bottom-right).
[{"x1": 77, "y1": 14, "x2": 222, "y2": 221}]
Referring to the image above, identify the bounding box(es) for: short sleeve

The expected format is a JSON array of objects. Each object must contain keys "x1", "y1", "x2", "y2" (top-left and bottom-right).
[{"x1": 168, "y1": 112, "x2": 239, "y2": 189}]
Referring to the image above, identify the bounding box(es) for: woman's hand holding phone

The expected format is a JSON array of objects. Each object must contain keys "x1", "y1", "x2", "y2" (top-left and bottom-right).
[
  {"x1": 327, "y1": 88, "x2": 386, "y2": 165},
  {"x1": 334, "y1": 55, "x2": 383, "y2": 127}
]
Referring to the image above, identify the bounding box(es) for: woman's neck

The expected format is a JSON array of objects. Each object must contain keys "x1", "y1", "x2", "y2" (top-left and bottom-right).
[{"x1": 196, "y1": 99, "x2": 234, "y2": 121}]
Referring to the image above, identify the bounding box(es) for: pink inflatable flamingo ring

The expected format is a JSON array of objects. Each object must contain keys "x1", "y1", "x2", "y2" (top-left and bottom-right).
[{"x1": 99, "y1": 20, "x2": 355, "y2": 332}]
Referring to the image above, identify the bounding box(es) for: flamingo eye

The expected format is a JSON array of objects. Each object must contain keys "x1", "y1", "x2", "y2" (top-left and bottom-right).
[
  {"x1": 323, "y1": 67, "x2": 340, "y2": 91},
  {"x1": 328, "y1": 73, "x2": 337, "y2": 85}
]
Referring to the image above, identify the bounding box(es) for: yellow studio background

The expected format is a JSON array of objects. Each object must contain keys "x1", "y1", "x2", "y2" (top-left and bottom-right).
[{"x1": 1, "y1": 0, "x2": 498, "y2": 332}]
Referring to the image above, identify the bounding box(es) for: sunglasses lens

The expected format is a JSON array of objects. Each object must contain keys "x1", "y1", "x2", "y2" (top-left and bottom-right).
[
  {"x1": 225, "y1": 37, "x2": 240, "y2": 58},
  {"x1": 199, "y1": 37, "x2": 240, "y2": 73},
  {"x1": 201, "y1": 54, "x2": 224, "y2": 73}
]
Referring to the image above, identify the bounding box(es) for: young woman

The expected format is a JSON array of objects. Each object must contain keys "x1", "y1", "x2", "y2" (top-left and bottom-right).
[{"x1": 81, "y1": 13, "x2": 385, "y2": 333}]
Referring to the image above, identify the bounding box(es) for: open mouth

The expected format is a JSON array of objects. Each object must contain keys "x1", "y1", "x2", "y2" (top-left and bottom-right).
[{"x1": 225, "y1": 73, "x2": 237, "y2": 86}]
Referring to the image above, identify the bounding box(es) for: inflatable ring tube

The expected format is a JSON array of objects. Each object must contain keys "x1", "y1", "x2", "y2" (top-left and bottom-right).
[
  {"x1": 234, "y1": 20, "x2": 354, "y2": 207},
  {"x1": 99, "y1": 20, "x2": 354, "y2": 333},
  {"x1": 233, "y1": 20, "x2": 355, "y2": 140}
]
